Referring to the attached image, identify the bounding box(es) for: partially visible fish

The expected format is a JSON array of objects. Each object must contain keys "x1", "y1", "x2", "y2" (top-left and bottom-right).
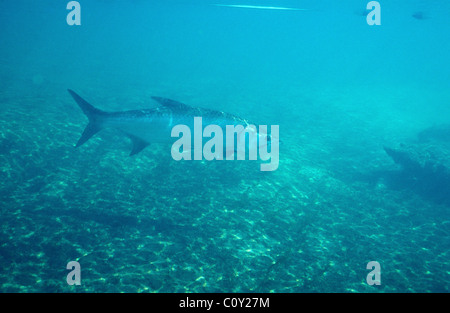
[{"x1": 412, "y1": 11, "x2": 429, "y2": 20}]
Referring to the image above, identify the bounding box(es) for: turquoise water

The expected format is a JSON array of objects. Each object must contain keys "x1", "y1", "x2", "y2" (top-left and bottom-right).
[{"x1": 1, "y1": 0, "x2": 449, "y2": 292}]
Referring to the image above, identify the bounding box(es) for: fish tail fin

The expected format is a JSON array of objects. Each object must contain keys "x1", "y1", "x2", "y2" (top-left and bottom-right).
[{"x1": 68, "y1": 89, "x2": 107, "y2": 147}]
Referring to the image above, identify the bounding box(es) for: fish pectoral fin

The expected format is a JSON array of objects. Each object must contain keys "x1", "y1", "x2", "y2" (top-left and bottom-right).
[{"x1": 126, "y1": 134, "x2": 149, "y2": 156}]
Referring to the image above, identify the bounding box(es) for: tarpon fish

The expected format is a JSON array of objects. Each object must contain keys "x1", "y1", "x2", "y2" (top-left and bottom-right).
[{"x1": 67, "y1": 90, "x2": 278, "y2": 168}]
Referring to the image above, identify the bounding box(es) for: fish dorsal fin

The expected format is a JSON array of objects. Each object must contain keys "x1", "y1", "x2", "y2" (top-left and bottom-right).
[
  {"x1": 126, "y1": 133, "x2": 149, "y2": 156},
  {"x1": 151, "y1": 96, "x2": 191, "y2": 112}
]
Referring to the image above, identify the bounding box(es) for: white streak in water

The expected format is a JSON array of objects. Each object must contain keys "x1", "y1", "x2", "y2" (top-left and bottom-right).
[{"x1": 212, "y1": 4, "x2": 309, "y2": 11}]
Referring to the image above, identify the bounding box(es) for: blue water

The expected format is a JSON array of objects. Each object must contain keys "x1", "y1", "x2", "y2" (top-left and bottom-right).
[{"x1": 0, "y1": 0, "x2": 449, "y2": 292}]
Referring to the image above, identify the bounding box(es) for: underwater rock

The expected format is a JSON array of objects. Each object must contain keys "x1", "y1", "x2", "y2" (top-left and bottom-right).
[
  {"x1": 417, "y1": 124, "x2": 450, "y2": 143},
  {"x1": 384, "y1": 143, "x2": 450, "y2": 204},
  {"x1": 384, "y1": 143, "x2": 450, "y2": 177}
]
